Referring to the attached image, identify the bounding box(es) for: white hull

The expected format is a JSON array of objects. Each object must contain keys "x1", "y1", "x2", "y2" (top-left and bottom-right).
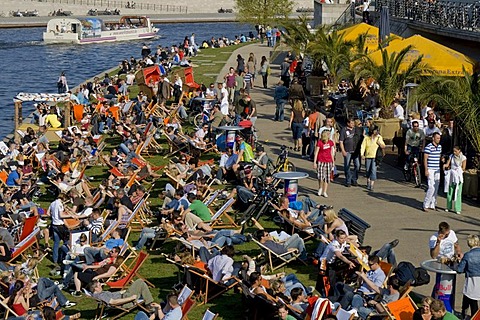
[{"x1": 43, "y1": 16, "x2": 157, "y2": 44}]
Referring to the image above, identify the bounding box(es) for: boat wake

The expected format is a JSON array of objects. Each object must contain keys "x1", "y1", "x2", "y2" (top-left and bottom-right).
[{"x1": 0, "y1": 40, "x2": 43, "y2": 50}]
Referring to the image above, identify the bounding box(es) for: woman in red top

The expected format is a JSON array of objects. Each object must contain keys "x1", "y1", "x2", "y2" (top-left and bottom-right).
[{"x1": 313, "y1": 130, "x2": 335, "y2": 198}]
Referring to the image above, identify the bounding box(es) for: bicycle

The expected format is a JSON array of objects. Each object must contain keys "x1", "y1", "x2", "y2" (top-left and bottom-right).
[
  {"x1": 403, "y1": 153, "x2": 421, "y2": 187},
  {"x1": 272, "y1": 145, "x2": 296, "y2": 173}
]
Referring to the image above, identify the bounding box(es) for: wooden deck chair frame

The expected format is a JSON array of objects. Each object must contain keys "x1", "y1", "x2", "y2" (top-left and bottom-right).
[
  {"x1": 207, "y1": 198, "x2": 237, "y2": 229},
  {"x1": 383, "y1": 296, "x2": 417, "y2": 320},
  {"x1": 185, "y1": 266, "x2": 239, "y2": 305},
  {"x1": 106, "y1": 251, "x2": 151, "y2": 290},
  {"x1": 82, "y1": 288, "x2": 148, "y2": 320},
  {"x1": 0, "y1": 293, "x2": 20, "y2": 319},
  {"x1": 162, "y1": 131, "x2": 189, "y2": 158},
  {"x1": 164, "y1": 169, "x2": 187, "y2": 189},
  {"x1": 252, "y1": 237, "x2": 302, "y2": 272},
  {"x1": 94, "y1": 220, "x2": 119, "y2": 245},
  {"x1": 202, "y1": 309, "x2": 219, "y2": 320},
  {"x1": 203, "y1": 190, "x2": 220, "y2": 206},
  {"x1": 472, "y1": 309, "x2": 480, "y2": 320},
  {"x1": 278, "y1": 210, "x2": 320, "y2": 242},
  {"x1": 8, "y1": 227, "x2": 41, "y2": 263}
]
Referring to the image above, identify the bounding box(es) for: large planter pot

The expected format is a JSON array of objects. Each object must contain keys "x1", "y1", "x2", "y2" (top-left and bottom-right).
[
  {"x1": 306, "y1": 76, "x2": 326, "y2": 96},
  {"x1": 463, "y1": 170, "x2": 479, "y2": 200},
  {"x1": 374, "y1": 118, "x2": 402, "y2": 143}
]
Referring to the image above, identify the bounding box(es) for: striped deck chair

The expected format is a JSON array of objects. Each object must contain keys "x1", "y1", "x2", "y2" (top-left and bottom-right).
[
  {"x1": 8, "y1": 227, "x2": 41, "y2": 263},
  {"x1": 202, "y1": 309, "x2": 219, "y2": 320}
]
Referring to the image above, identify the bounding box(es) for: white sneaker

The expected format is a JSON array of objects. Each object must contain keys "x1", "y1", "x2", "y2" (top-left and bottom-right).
[
  {"x1": 317, "y1": 188, "x2": 323, "y2": 196},
  {"x1": 455, "y1": 211, "x2": 461, "y2": 215},
  {"x1": 63, "y1": 259, "x2": 74, "y2": 265},
  {"x1": 322, "y1": 192, "x2": 328, "y2": 198},
  {"x1": 64, "y1": 301, "x2": 76, "y2": 308},
  {"x1": 57, "y1": 283, "x2": 65, "y2": 290}
]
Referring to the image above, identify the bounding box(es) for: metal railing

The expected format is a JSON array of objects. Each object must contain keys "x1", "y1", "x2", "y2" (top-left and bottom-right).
[
  {"x1": 30, "y1": 0, "x2": 188, "y2": 13},
  {"x1": 333, "y1": 3, "x2": 357, "y2": 28},
  {"x1": 376, "y1": 0, "x2": 480, "y2": 32}
]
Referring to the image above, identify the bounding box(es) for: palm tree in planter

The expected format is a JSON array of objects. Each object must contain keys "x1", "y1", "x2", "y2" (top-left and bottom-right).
[
  {"x1": 414, "y1": 73, "x2": 480, "y2": 157},
  {"x1": 352, "y1": 45, "x2": 430, "y2": 118}
]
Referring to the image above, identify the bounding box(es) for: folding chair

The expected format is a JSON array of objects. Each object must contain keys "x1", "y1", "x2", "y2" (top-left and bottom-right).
[
  {"x1": 8, "y1": 227, "x2": 41, "y2": 263},
  {"x1": 106, "y1": 251, "x2": 153, "y2": 289},
  {"x1": 18, "y1": 215, "x2": 39, "y2": 242},
  {"x1": 185, "y1": 266, "x2": 239, "y2": 305},
  {"x1": 251, "y1": 237, "x2": 302, "y2": 272},
  {"x1": 0, "y1": 293, "x2": 20, "y2": 318},
  {"x1": 379, "y1": 261, "x2": 394, "y2": 287},
  {"x1": 383, "y1": 296, "x2": 417, "y2": 320},
  {"x1": 472, "y1": 310, "x2": 480, "y2": 320},
  {"x1": 94, "y1": 221, "x2": 119, "y2": 245},
  {"x1": 202, "y1": 309, "x2": 219, "y2": 320},
  {"x1": 207, "y1": 198, "x2": 238, "y2": 229},
  {"x1": 82, "y1": 288, "x2": 148, "y2": 320},
  {"x1": 202, "y1": 190, "x2": 219, "y2": 206},
  {"x1": 307, "y1": 297, "x2": 332, "y2": 320}
]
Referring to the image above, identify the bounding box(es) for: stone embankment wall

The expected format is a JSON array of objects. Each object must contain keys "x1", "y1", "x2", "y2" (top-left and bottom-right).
[{"x1": 0, "y1": 0, "x2": 314, "y2": 16}]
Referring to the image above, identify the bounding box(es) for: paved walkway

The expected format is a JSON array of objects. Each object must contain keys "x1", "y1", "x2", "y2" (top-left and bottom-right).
[{"x1": 217, "y1": 42, "x2": 480, "y2": 308}]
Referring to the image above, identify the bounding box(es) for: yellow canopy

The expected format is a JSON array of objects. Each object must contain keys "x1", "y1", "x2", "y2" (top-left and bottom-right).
[
  {"x1": 365, "y1": 34, "x2": 474, "y2": 76},
  {"x1": 338, "y1": 23, "x2": 397, "y2": 52}
]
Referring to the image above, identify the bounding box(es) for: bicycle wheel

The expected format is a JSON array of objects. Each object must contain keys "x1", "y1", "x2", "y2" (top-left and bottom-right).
[
  {"x1": 193, "y1": 113, "x2": 203, "y2": 127},
  {"x1": 403, "y1": 167, "x2": 411, "y2": 182},
  {"x1": 413, "y1": 165, "x2": 421, "y2": 187}
]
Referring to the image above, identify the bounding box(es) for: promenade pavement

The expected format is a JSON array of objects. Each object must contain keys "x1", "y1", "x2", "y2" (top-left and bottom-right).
[{"x1": 216, "y1": 42, "x2": 480, "y2": 309}]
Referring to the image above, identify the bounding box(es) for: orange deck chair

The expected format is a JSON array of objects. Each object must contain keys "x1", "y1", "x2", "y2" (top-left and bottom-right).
[{"x1": 106, "y1": 251, "x2": 149, "y2": 290}]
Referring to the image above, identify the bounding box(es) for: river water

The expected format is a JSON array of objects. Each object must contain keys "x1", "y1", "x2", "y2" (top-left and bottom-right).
[{"x1": 0, "y1": 22, "x2": 252, "y2": 138}]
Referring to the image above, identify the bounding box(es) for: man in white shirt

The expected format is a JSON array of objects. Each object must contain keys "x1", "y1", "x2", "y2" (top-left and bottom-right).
[
  {"x1": 205, "y1": 83, "x2": 217, "y2": 99},
  {"x1": 125, "y1": 72, "x2": 135, "y2": 86},
  {"x1": 207, "y1": 245, "x2": 236, "y2": 285},
  {"x1": 218, "y1": 82, "x2": 230, "y2": 115},
  {"x1": 429, "y1": 221, "x2": 463, "y2": 260},
  {"x1": 392, "y1": 100, "x2": 404, "y2": 120}
]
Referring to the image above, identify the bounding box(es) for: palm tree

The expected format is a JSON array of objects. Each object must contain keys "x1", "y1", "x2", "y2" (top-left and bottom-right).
[
  {"x1": 414, "y1": 73, "x2": 480, "y2": 154},
  {"x1": 281, "y1": 15, "x2": 317, "y2": 58},
  {"x1": 352, "y1": 45, "x2": 430, "y2": 118},
  {"x1": 307, "y1": 28, "x2": 355, "y2": 84}
]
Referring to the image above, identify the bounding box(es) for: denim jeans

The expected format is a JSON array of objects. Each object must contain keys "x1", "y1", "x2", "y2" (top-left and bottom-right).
[
  {"x1": 283, "y1": 273, "x2": 310, "y2": 297},
  {"x1": 211, "y1": 230, "x2": 236, "y2": 247},
  {"x1": 365, "y1": 158, "x2": 377, "y2": 181},
  {"x1": 344, "y1": 153, "x2": 360, "y2": 185},
  {"x1": 236, "y1": 186, "x2": 255, "y2": 205},
  {"x1": 51, "y1": 225, "x2": 63, "y2": 264},
  {"x1": 374, "y1": 243, "x2": 397, "y2": 266},
  {"x1": 352, "y1": 294, "x2": 374, "y2": 319},
  {"x1": 84, "y1": 247, "x2": 107, "y2": 265},
  {"x1": 37, "y1": 277, "x2": 68, "y2": 306},
  {"x1": 135, "y1": 228, "x2": 156, "y2": 250},
  {"x1": 284, "y1": 234, "x2": 307, "y2": 260},
  {"x1": 275, "y1": 99, "x2": 286, "y2": 121},
  {"x1": 135, "y1": 311, "x2": 150, "y2": 320}
]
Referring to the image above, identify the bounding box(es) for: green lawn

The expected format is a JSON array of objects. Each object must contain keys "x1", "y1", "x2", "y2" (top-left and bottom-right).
[{"x1": 32, "y1": 40, "x2": 320, "y2": 320}]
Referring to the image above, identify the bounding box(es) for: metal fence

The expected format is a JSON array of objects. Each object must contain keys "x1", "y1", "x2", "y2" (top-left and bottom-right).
[
  {"x1": 376, "y1": 0, "x2": 480, "y2": 32},
  {"x1": 32, "y1": 0, "x2": 188, "y2": 13}
]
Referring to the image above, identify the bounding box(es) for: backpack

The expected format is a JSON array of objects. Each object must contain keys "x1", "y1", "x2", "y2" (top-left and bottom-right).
[
  {"x1": 413, "y1": 267, "x2": 430, "y2": 286},
  {"x1": 394, "y1": 261, "x2": 416, "y2": 286}
]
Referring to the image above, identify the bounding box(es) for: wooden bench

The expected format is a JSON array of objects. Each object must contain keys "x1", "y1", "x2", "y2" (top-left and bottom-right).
[{"x1": 338, "y1": 208, "x2": 370, "y2": 245}]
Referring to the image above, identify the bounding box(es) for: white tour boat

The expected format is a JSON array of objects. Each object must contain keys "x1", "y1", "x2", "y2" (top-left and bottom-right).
[{"x1": 43, "y1": 16, "x2": 158, "y2": 44}]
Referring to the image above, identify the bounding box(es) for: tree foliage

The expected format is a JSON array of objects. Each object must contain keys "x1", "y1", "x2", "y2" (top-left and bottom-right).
[
  {"x1": 235, "y1": 0, "x2": 295, "y2": 26},
  {"x1": 281, "y1": 15, "x2": 316, "y2": 57},
  {"x1": 414, "y1": 73, "x2": 480, "y2": 154}
]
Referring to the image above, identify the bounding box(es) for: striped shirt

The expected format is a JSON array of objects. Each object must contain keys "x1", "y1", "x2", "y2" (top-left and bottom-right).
[
  {"x1": 87, "y1": 217, "x2": 104, "y2": 235},
  {"x1": 424, "y1": 143, "x2": 442, "y2": 169},
  {"x1": 244, "y1": 73, "x2": 253, "y2": 85}
]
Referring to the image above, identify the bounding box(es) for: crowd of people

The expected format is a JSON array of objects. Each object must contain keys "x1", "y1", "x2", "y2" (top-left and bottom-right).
[{"x1": 0, "y1": 30, "x2": 478, "y2": 320}]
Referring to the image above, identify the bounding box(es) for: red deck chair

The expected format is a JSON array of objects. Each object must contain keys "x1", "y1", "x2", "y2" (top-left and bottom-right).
[
  {"x1": 183, "y1": 66, "x2": 200, "y2": 89},
  {"x1": 19, "y1": 216, "x2": 39, "y2": 242},
  {"x1": 73, "y1": 104, "x2": 84, "y2": 122},
  {"x1": 9, "y1": 227, "x2": 41, "y2": 263},
  {"x1": 109, "y1": 167, "x2": 123, "y2": 177},
  {"x1": 108, "y1": 106, "x2": 120, "y2": 121},
  {"x1": 106, "y1": 251, "x2": 149, "y2": 290},
  {"x1": 181, "y1": 297, "x2": 195, "y2": 320}
]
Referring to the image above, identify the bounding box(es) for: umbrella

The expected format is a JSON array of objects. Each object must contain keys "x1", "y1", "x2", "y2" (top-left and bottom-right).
[
  {"x1": 365, "y1": 35, "x2": 474, "y2": 76},
  {"x1": 339, "y1": 23, "x2": 400, "y2": 53},
  {"x1": 378, "y1": 6, "x2": 390, "y2": 45}
]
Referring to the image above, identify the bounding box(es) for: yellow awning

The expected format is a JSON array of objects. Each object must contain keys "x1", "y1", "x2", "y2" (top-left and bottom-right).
[
  {"x1": 338, "y1": 23, "x2": 398, "y2": 52},
  {"x1": 365, "y1": 34, "x2": 474, "y2": 76}
]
